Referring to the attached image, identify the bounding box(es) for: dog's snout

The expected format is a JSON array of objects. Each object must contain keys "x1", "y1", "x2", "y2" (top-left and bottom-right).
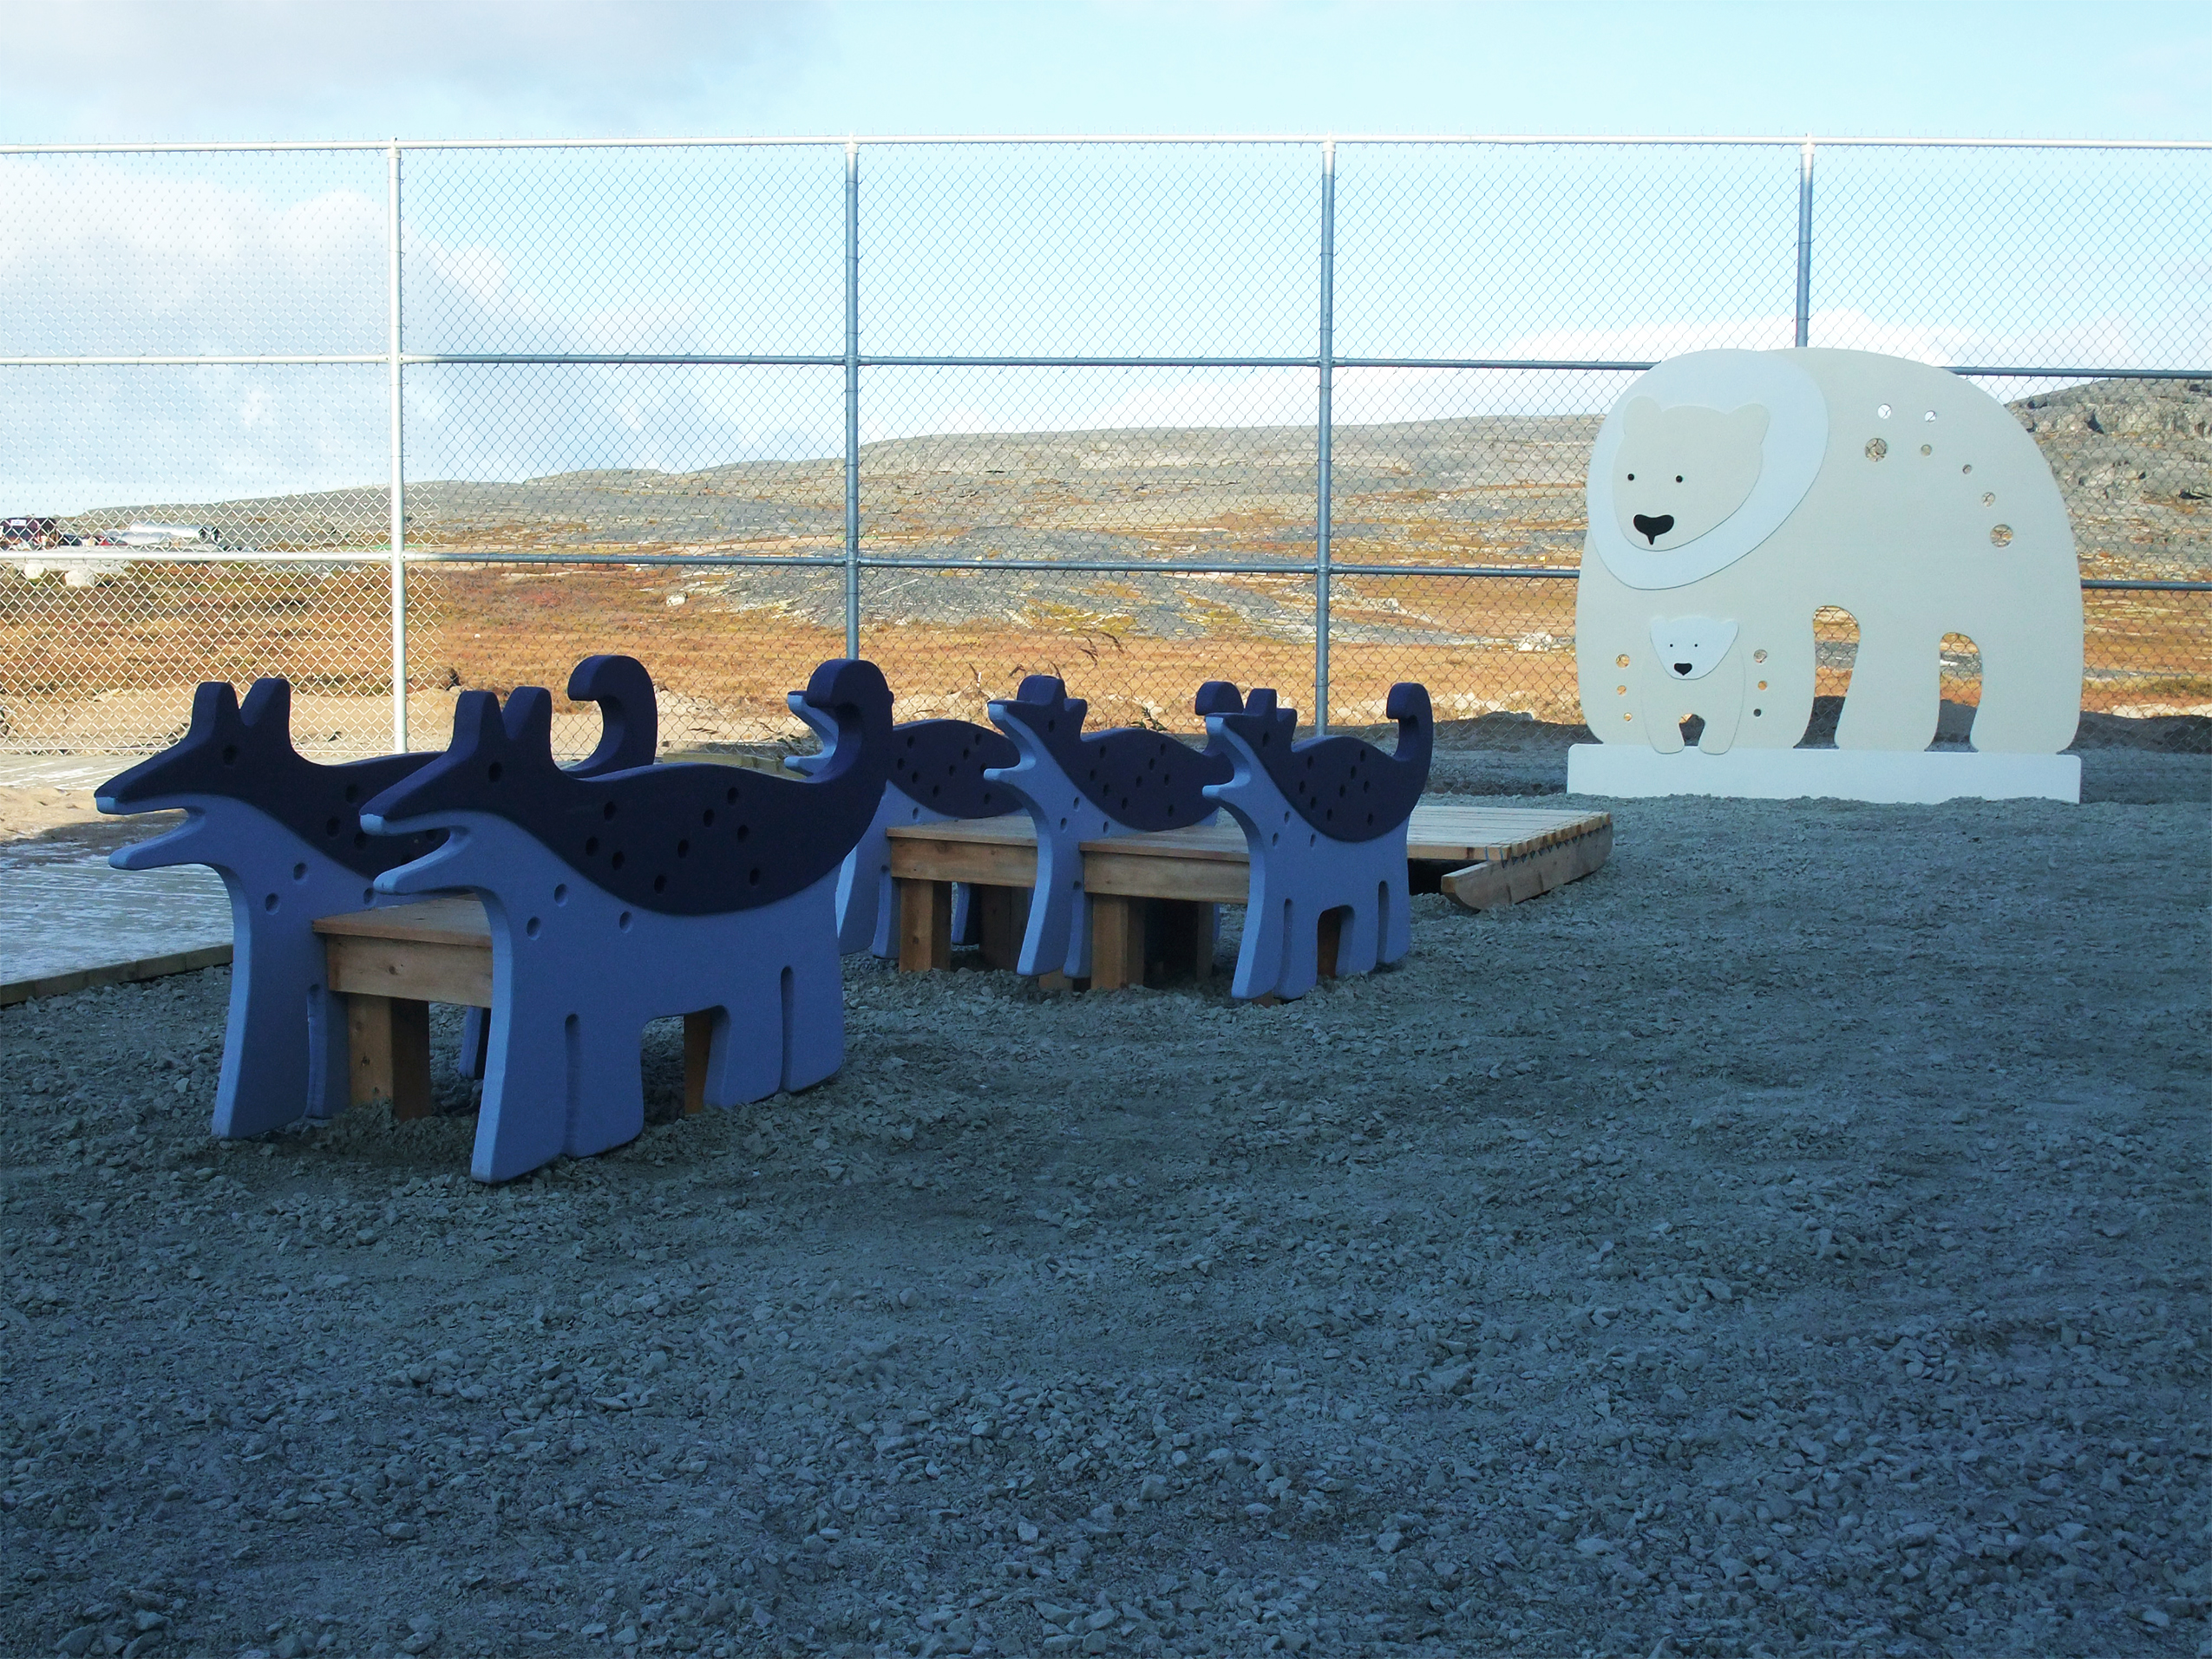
[{"x1": 1633, "y1": 513, "x2": 1675, "y2": 545}]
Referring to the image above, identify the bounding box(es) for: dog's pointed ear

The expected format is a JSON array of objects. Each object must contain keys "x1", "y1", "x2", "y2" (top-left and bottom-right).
[
  {"x1": 501, "y1": 687, "x2": 554, "y2": 755},
  {"x1": 237, "y1": 677, "x2": 292, "y2": 739},
  {"x1": 187, "y1": 679, "x2": 243, "y2": 737}
]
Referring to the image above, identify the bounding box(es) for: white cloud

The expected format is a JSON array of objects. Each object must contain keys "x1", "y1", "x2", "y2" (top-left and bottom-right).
[{"x1": 0, "y1": 0, "x2": 826, "y2": 141}]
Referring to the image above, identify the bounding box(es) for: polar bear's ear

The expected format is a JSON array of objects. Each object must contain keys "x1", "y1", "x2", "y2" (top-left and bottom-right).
[
  {"x1": 1621, "y1": 397, "x2": 1665, "y2": 440},
  {"x1": 1724, "y1": 403, "x2": 1770, "y2": 447}
]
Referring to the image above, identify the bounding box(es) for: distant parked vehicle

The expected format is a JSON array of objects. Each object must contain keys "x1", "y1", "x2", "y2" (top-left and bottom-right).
[
  {"x1": 2, "y1": 515, "x2": 60, "y2": 548},
  {"x1": 117, "y1": 523, "x2": 219, "y2": 546}
]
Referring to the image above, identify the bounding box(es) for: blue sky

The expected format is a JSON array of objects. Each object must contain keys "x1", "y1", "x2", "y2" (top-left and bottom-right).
[
  {"x1": 0, "y1": 1, "x2": 2204, "y2": 515},
  {"x1": 2, "y1": 0, "x2": 2205, "y2": 146}
]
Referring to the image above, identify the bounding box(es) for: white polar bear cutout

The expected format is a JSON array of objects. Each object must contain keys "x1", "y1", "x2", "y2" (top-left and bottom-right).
[{"x1": 1573, "y1": 348, "x2": 2083, "y2": 788}]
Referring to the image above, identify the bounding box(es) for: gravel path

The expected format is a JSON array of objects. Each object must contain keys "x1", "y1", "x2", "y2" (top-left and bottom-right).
[{"x1": 2, "y1": 754, "x2": 2205, "y2": 1659}]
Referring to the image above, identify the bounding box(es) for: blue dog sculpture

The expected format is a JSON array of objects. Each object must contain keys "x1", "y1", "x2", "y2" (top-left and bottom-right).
[
  {"x1": 95, "y1": 656, "x2": 658, "y2": 1140},
  {"x1": 984, "y1": 676, "x2": 1239, "y2": 980},
  {"x1": 360, "y1": 658, "x2": 893, "y2": 1181},
  {"x1": 1202, "y1": 683, "x2": 1433, "y2": 1001}
]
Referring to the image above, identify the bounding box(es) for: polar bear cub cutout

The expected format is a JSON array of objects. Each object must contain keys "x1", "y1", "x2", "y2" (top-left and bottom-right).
[{"x1": 1576, "y1": 348, "x2": 2083, "y2": 755}]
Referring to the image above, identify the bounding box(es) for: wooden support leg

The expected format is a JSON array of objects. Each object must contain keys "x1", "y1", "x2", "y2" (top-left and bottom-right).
[
  {"x1": 896, "y1": 877, "x2": 953, "y2": 972},
  {"x1": 1089, "y1": 896, "x2": 1142, "y2": 991},
  {"x1": 976, "y1": 885, "x2": 1026, "y2": 972},
  {"x1": 1316, "y1": 906, "x2": 1346, "y2": 981},
  {"x1": 682, "y1": 1009, "x2": 714, "y2": 1116},
  {"x1": 346, "y1": 994, "x2": 433, "y2": 1120}
]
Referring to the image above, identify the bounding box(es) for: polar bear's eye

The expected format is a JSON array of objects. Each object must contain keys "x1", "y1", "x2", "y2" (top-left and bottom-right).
[
  {"x1": 1626, "y1": 473, "x2": 1635, "y2": 481},
  {"x1": 1674, "y1": 475, "x2": 1684, "y2": 483}
]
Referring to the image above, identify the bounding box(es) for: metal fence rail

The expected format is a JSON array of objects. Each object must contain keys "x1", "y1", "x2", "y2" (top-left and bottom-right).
[{"x1": 2, "y1": 135, "x2": 2207, "y2": 758}]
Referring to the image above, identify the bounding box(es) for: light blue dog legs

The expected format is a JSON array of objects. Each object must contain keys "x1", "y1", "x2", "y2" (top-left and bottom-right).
[
  {"x1": 369, "y1": 813, "x2": 846, "y2": 1182},
  {"x1": 1232, "y1": 824, "x2": 1410, "y2": 1001},
  {"x1": 113, "y1": 800, "x2": 380, "y2": 1137}
]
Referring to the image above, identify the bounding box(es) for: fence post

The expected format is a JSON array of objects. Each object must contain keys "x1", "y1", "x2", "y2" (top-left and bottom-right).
[
  {"x1": 387, "y1": 140, "x2": 408, "y2": 752},
  {"x1": 1794, "y1": 136, "x2": 1815, "y2": 349},
  {"x1": 1314, "y1": 137, "x2": 1336, "y2": 735},
  {"x1": 843, "y1": 138, "x2": 861, "y2": 661}
]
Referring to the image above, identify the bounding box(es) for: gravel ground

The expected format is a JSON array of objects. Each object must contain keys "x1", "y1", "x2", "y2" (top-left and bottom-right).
[{"x1": 2, "y1": 749, "x2": 2206, "y2": 1659}]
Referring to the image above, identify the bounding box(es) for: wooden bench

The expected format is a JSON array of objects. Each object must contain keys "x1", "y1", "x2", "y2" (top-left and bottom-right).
[
  {"x1": 311, "y1": 897, "x2": 713, "y2": 1121},
  {"x1": 885, "y1": 799, "x2": 1612, "y2": 989}
]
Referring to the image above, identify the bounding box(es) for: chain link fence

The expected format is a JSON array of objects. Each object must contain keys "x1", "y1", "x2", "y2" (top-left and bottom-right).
[{"x1": 2, "y1": 137, "x2": 2205, "y2": 761}]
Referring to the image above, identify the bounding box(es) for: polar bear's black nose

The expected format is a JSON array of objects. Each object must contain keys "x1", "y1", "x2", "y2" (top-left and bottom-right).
[
  {"x1": 1672, "y1": 662, "x2": 1692, "y2": 677},
  {"x1": 1633, "y1": 513, "x2": 1675, "y2": 545}
]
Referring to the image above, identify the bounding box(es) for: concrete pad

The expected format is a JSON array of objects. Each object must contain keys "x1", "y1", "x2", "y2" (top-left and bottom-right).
[{"x1": 1566, "y1": 744, "x2": 2081, "y2": 803}]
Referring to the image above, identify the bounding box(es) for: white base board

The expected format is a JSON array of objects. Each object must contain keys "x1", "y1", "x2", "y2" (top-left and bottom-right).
[{"x1": 1566, "y1": 745, "x2": 2080, "y2": 804}]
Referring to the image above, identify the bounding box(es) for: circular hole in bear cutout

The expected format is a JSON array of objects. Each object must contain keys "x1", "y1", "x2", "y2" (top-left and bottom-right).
[
  {"x1": 1989, "y1": 525, "x2": 2012, "y2": 546},
  {"x1": 611, "y1": 851, "x2": 625, "y2": 870},
  {"x1": 488, "y1": 762, "x2": 503, "y2": 783},
  {"x1": 526, "y1": 917, "x2": 541, "y2": 938},
  {"x1": 618, "y1": 911, "x2": 632, "y2": 931},
  {"x1": 1865, "y1": 438, "x2": 1888, "y2": 460}
]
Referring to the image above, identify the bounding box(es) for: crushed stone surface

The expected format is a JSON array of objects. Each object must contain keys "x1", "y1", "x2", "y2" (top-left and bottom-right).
[{"x1": 1, "y1": 757, "x2": 2205, "y2": 1659}]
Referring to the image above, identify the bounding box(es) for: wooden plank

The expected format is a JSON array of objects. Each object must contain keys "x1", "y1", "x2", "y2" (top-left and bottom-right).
[
  {"x1": 683, "y1": 1009, "x2": 714, "y2": 1116},
  {"x1": 896, "y1": 877, "x2": 953, "y2": 972},
  {"x1": 974, "y1": 885, "x2": 1027, "y2": 972},
  {"x1": 1077, "y1": 823, "x2": 1248, "y2": 862},
  {"x1": 886, "y1": 813, "x2": 1037, "y2": 846},
  {"x1": 1082, "y1": 849, "x2": 1249, "y2": 904},
  {"x1": 345, "y1": 994, "x2": 433, "y2": 1120},
  {"x1": 1406, "y1": 803, "x2": 1613, "y2": 866},
  {"x1": 1089, "y1": 895, "x2": 1142, "y2": 991},
  {"x1": 887, "y1": 834, "x2": 1040, "y2": 889},
  {"x1": 1441, "y1": 822, "x2": 1614, "y2": 912},
  {"x1": 324, "y1": 932, "x2": 495, "y2": 1009},
  {"x1": 313, "y1": 895, "x2": 491, "y2": 947},
  {"x1": 0, "y1": 942, "x2": 233, "y2": 1008}
]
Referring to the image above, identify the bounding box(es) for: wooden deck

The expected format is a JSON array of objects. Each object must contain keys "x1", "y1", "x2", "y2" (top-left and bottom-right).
[{"x1": 884, "y1": 797, "x2": 1613, "y2": 986}]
